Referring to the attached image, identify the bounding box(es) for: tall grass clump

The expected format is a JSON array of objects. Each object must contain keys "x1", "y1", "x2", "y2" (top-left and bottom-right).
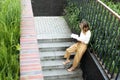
[{"x1": 0, "y1": 0, "x2": 21, "y2": 79}]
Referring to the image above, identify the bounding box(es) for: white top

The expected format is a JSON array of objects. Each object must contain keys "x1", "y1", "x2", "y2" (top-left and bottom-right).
[
  {"x1": 71, "y1": 30, "x2": 91, "y2": 44},
  {"x1": 77, "y1": 30, "x2": 91, "y2": 44}
]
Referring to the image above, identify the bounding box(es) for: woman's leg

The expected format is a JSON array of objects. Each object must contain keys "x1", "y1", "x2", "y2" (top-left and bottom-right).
[
  {"x1": 63, "y1": 43, "x2": 78, "y2": 65},
  {"x1": 68, "y1": 43, "x2": 87, "y2": 71}
]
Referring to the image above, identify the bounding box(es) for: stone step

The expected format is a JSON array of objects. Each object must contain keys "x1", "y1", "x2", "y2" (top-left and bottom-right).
[
  {"x1": 44, "y1": 78, "x2": 83, "y2": 80},
  {"x1": 40, "y1": 51, "x2": 75, "y2": 61},
  {"x1": 37, "y1": 34, "x2": 73, "y2": 43},
  {"x1": 43, "y1": 69, "x2": 83, "y2": 80},
  {"x1": 41, "y1": 59, "x2": 73, "y2": 70},
  {"x1": 38, "y1": 42, "x2": 74, "y2": 52}
]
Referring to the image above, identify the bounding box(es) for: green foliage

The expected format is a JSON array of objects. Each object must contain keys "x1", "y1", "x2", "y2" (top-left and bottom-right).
[
  {"x1": 64, "y1": 0, "x2": 81, "y2": 34},
  {"x1": 101, "y1": 0, "x2": 120, "y2": 15},
  {"x1": 0, "y1": 0, "x2": 21, "y2": 79}
]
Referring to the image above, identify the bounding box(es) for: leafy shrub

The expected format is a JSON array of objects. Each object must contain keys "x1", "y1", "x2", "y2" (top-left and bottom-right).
[
  {"x1": 63, "y1": 0, "x2": 81, "y2": 34},
  {"x1": 101, "y1": 0, "x2": 120, "y2": 15}
]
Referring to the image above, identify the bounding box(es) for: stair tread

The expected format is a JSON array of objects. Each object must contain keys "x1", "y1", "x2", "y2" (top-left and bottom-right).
[
  {"x1": 40, "y1": 51, "x2": 75, "y2": 60},
  {"x1": 44, "y1": 78, "x2": 83, "y2": 80},
  {"x1": 41, "y1": 59, "x2": 65, "y2": 67},
  {"x1": 38, "y1": 42, "x2": 74, "y2": 48},
  {"x1": 54, "y1": 78, "x2": 83, "y2": 80},
  {"x1": 37, "y1": 34, "x2": 71, "y2": 40},
  {"x1": 43, "y1": 69, "x2": 82, "y2": 77}
]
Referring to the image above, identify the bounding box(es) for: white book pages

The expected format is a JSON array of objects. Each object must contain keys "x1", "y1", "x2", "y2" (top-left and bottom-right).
[{"x1": 71, "y1": 33, "x2": 78, "y2": 39}]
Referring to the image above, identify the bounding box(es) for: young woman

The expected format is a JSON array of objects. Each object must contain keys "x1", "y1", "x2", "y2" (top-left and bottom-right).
[{"x1": 63, "y1": 20, "x2": 91, "y2": 72}]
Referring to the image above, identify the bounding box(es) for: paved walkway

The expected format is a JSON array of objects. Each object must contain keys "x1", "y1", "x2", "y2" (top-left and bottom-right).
[
  {"x1": 34, "y1": 16, "x2": 71, "y2": 39},
  {"x1": 20, "y1": 0, "x2": 43, "y2": 80}
]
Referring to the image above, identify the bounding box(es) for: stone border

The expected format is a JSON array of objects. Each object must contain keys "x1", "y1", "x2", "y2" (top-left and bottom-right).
[{"x1": 20, "y1": 0, "x2": 43, "y2": 80}]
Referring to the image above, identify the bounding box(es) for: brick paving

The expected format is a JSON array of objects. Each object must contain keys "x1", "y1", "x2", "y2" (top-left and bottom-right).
[{"x1": 20, "y1": 0, "x2": 43, "y2": 80}]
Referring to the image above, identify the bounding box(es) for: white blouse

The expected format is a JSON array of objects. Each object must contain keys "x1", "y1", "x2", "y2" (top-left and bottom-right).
[{"x1": 77, "y1": 30, "x2": 91, "y2": 44}]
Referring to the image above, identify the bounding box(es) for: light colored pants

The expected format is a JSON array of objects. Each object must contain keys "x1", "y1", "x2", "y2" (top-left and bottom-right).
[{"x1": 64, "y1": 42, "x2": 87, "y2": 68}]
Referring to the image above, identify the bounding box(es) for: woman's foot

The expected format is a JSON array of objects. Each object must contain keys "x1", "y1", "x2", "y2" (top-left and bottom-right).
[
  {"x1": 67, "y1": 67, "x2": 75, "y2": 72},
  {"x1": 63, "y1": 60, "x2": 70, "y2": 65}
]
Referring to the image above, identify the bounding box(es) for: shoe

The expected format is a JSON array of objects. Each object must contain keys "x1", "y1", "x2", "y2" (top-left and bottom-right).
[
  {"x1": 67, "y1": 67, "x2": 75, "y2": 72},
  {"x1": 63, "y1": 60, "x2": 70, "y2": 65}
]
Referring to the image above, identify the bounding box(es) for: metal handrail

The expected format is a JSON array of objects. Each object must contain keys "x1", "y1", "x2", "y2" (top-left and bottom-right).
[{"x1": 97, "y1": 0, "x2": 120, "y2": 20}]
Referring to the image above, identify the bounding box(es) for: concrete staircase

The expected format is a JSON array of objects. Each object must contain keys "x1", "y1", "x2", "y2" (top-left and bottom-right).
[{"x1": 35, "y1": 17, "x2": 83, "y2": 80}]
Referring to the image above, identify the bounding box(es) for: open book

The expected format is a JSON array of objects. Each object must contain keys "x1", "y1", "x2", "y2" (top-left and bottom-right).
[{"x1": 71, "y1": 33, "x2": 79, "y2": 39}]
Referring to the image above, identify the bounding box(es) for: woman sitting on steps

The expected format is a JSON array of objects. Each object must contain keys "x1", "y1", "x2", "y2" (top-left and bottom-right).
[{"x1": 63, "y1": 20, "x2": 91, "y2": 72}]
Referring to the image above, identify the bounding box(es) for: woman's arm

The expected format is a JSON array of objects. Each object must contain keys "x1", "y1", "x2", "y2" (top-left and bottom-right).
[
  {"x1": 77, "y1": 31, "x2": 91, "y2": 44},
  {"x1": 83, "y1": 31, "x2": 91, "y2": 44}
]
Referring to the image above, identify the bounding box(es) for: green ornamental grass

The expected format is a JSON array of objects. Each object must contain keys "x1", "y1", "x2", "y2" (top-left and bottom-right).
[{"x1": 0, "y1": 0, "x2": 21, "y2": 80}]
